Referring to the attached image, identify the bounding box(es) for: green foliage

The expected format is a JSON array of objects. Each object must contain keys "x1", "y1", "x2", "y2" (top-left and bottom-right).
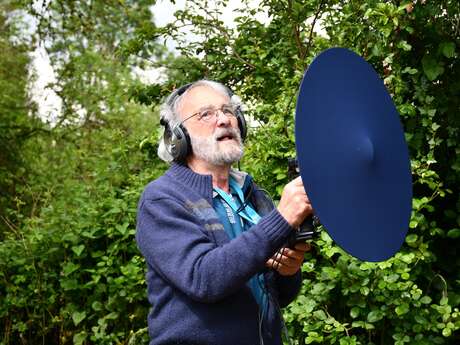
[
  {"x1": 128, "y1": 0, "x2": 460, "y2": 343},
  {"x1": 0, "y1": 126, "x2": 164, "y2": 343},
  {"x1": 0, "y1": 1, "x2": 42, "y2": 235},
  {"x1": 1, "y1": 1, "x2": 162, "y2": 343},
  {"x1": 1, "y1": 0, "x2": 459, "y2": 344}
]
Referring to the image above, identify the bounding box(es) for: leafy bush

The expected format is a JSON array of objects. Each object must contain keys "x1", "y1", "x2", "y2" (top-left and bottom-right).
[
  {"x1": 0, "y1": 122, "x2": 166, "y2": 343},
  {"x1": 128, "y1": 0, "x2": 460, "y2": 343}
]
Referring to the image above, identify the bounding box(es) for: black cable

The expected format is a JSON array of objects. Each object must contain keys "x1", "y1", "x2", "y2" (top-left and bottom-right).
[
  {"x1": 232, "y1": 185, "x2": 265, "y2": 345},
  {"x1": 236, "y1": 181, "x2": 254, "y2": 214},
  {"x1": 256, "y1": 264, "x2": 293, "y2": 345},
  {"x1": 256, "y1": 273, "x2": 268, "y2": 345}
]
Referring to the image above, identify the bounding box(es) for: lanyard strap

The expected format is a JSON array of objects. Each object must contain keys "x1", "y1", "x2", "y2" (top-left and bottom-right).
[{"x1": 214, "y1": 178, "x2": 261, "y2": 225}]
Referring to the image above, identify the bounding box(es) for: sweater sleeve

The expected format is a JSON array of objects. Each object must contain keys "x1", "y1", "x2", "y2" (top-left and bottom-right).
[{"x1": 136, "y1": 197, "x2": 293, "y2": 303}]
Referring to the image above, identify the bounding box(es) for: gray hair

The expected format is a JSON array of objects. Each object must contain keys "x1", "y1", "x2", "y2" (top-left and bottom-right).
[{"x1": 157, "y1": 79, "x2": 245, "y2": 163}]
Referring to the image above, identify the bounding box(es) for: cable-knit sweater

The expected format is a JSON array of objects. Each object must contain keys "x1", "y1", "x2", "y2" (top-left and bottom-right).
[{"x1": 136, "y1": 163, "x2": 302, "y2": 345}]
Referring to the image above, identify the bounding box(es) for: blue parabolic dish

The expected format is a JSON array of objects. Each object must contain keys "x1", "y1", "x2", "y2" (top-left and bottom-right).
[{"x1": 295, "y1": 47, "x2": 412, "y2": 262}]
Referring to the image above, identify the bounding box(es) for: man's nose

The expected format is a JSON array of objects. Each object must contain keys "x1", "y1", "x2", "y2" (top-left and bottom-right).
[{"x1": 215, "y1": 110, "x2": 231, "y2": 126}]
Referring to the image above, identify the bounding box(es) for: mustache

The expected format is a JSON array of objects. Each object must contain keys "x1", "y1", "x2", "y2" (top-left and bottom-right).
[{"x1": 213, "y1": 127, "x2": 242, "y2": 142}]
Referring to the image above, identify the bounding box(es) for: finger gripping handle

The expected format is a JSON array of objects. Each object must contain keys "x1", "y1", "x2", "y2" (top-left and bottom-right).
[{"x1": 287, "y1": 215, "x2": 319, "y2": 248}]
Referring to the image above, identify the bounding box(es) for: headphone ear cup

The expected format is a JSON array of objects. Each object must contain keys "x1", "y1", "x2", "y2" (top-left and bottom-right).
[
  {"x1": 162, "y1": 123, "x2": 174, "y2": 156},
  {"x1": 236, "y1": 107, "x2": 247, "y2": 141},
  {"x1": 171, "y1": 124, "x2": 191, "y2": 161}
]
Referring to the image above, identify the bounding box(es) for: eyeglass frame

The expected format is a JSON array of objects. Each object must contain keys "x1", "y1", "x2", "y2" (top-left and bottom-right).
[{"x1": 179, "y1": 103, "x2": 238, "y2": 125}]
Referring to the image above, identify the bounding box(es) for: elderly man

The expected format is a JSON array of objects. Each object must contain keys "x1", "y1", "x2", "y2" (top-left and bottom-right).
[{"x1": 136, "y1": 80, "x2": 312, "y2": 345}]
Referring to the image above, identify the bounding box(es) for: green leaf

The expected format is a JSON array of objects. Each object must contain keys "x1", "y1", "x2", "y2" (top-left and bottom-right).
[
  {"x1": 401, "y1": 253, "x2": 415, "y2": 263},
  {"x1": 442, "y1": 328, "x2": 452, "y2": 337},
  {"x1": 73, "y1": 331, "x2": 87, "y2": 345},
  {"x1": 61, "y1": 278, "x2": 78, "y2": 291},
  {"x1": 440, "y1": 42, "x2": 455, "y2": 58},
  {"x1": 62, "y1": 262, "x2": 80, "y2": 276},
  {"x1": 415, "y1": 315, "x2": 427, "y2": 324},
  {"x1": 350, "y1": 307, "x2": 360, "y2": 318},
  {"x1": 371, "y1": 44, "x2": 382, "y2": 57},
  {"x1": 402, "y1": 67, "x2": 418, "y2": 75},
  {"x1": 305, "y1": 331, "x2": 324, "y2": 344},
  {"x1": 115, "y1": 222, "x2": 129, "y2": 235},
  {"x1": 313, "y1": 310, "x2": 327, "y2": 320},
  {"x1": 360, "y1": 286, "x2": 370, "y2": 296},
  {"x1": 105, "y1": 312, "x2": 119, "y2": 320},
  {"x1": 405, "y1": 234, "x2": 418, "y2": 244},
  {"x1": 447, "y1": 229, "x2": 460, "y2": 238},
  {"x1": 395, "y1": 303, "x2": 409, "y2": 315},
  {"x1": 367, "y1": 310, "x2": 384, "y2": 323},
  {"x1": 72, "y1": 311, "x2": 86, "y2": 326},
  {"x1": 440, "y1": 297, "x2": 448, "y2": 306},
  {"x1": 311, "y1": 282, "x2": 327, "y2": 295},
  {"x1": 427, "y1": 109, "x2": 436, "y2": 117},
  {"x1": 92, "y1": 301, "x2": 103, "y2": 311},
  {"x1": 420, "y1": 296, "x2": 432, "y2": 304},
  {"x1": 386, "y1": 273, "x2": 399, "y2": 283},
  {"x1": 422, "y1": 55, "x2": 444, "y2": 81},
  {"x1": 72, "y1": 245, "x2": 85, "y2": 256},
  {"x1": 405, "y1": 26, "x2": 414, "y2": 34},
  {"x1": 397, "y1": 40, "x2": 412, "y2": 51}
]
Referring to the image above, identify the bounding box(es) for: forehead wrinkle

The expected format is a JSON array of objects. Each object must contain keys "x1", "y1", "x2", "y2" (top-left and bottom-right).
[
  {"x1": 196, "y1": 102, "x2": 230, "y2": 112},
  {"x1": 176, "y1": 85, "x2": 230, "y2": 120}
]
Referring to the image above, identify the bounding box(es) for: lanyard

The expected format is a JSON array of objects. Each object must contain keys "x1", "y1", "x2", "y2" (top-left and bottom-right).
[{"x1": 214, "y1": 178, "x2": 261, "y2": 225}]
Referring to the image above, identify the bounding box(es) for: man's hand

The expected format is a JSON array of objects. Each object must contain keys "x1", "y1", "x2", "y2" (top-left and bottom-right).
[
  {"x1": 266, "y1": 243, "x2": 311, "y2": 276},
  {"x1": 277, "y1": 176, "x2": 313, "y2": 228}
]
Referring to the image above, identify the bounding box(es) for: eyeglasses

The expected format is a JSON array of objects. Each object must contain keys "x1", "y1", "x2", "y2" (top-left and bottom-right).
[{"x1": 182, "y1": 104, "x2": 237, "y2": 124}]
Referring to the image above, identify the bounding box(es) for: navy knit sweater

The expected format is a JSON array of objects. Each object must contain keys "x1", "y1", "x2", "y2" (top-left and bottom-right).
[{"x1": 136, "y1": 163, "x2": 302, "y2": 345}]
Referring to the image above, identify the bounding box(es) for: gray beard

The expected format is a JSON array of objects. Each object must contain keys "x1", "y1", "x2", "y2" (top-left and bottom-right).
[{"x1": 190, "y1": 127, "x2": 244, "y2": 166}]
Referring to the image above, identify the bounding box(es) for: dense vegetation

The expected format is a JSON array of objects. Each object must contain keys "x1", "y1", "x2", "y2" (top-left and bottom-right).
[{"x1": 1, "y1": 0, "x2": 459, "y2": 344}]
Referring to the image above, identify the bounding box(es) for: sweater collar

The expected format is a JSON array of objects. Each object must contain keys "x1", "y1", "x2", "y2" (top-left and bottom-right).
[
  {"x1": 167, "y1": 163, "x2": 214, "y2": 202},
  {"x1": 167, "y1": 163, "x2": 251, "y2": 203}
]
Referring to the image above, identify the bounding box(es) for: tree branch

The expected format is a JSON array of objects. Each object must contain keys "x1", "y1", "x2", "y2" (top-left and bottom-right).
[
  {"x1": 196, "y1": 3, "x2": 257, "y2": 70},
  {"x1": 305, "y1": 0, "x2": 326, "y2": 58}
]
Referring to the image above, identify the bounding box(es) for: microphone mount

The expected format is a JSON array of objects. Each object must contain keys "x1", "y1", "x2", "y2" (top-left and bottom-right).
[{"x1": 286, "y1": 158, "x2": 321, "y2": 248}]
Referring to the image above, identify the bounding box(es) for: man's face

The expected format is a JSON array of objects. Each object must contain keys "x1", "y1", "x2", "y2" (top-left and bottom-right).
[{"x1": 177, "y1": 85, "x2": 244, "y2": 166}]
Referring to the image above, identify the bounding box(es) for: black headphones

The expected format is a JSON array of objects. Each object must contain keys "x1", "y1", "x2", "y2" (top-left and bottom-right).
[{"x1": 161, "y1": 82, "x2": 247, "y2": 162}]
